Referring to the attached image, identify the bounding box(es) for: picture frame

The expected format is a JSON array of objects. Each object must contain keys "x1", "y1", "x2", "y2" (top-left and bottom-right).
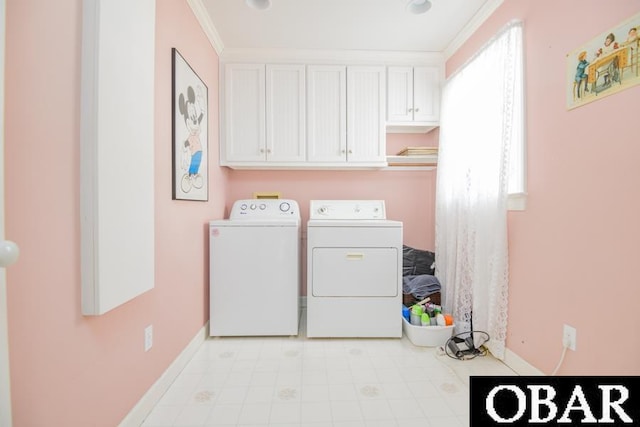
[
  {"x1": 172, "y1": 48, "x2": 208, "y2": 201},
  {"x1": 566, "y1": 11, "x2": 640, "y2": 110}
]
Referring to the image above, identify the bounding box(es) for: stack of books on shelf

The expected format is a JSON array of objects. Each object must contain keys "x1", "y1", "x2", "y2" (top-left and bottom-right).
[
  {"x1": 387, "y1": 146, "x2": 438, "y2": 167},
  {"x1": 396, "y1": 147, "x2": 439, "y2": 156}
]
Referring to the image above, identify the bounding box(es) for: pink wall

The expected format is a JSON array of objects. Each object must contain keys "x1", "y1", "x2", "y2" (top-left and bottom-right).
[
  {"x1": 7, "y1": 2, "x2": 636, "y2": 424},
  {"x1": 4, "y1": 1, "x2": 225, "y2": 425},
  {"x1": 226, "y1": 132, "x2": 440, "y2": 297},
  {"x1": 227, "y1": 131, "x2": 440, "y2": 251},
  {"x1": 447, "y1": 0, "x2": 640, "y2": 374}
]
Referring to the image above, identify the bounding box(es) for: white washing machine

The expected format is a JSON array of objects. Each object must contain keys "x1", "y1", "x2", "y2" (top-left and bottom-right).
[
  {"x1": 209, "y1": 199, "x2": 300, "y2": 336},
  {"x1": 306, "y1": 200, "x2": 403, "y2": 338}
]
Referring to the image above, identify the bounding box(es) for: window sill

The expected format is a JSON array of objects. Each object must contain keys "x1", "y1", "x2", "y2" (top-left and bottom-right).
[{"x1": 508, "y1": 192, "x2": 527, "y2": 211}]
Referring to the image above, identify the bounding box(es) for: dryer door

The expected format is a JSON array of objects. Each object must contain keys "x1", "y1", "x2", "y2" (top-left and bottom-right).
[{"x1": 311, "y1": 247, "x2": 399, "y2": 297}]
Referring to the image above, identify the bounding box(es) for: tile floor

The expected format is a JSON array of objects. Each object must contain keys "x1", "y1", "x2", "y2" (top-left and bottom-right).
[{"x1": 142, "y1": 311, "x2": 516, "y2": 427}]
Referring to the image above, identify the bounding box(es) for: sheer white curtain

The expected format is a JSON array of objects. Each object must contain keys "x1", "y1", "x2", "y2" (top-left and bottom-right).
[{"x1": 435, "y1": 20, "x2": 523, "y2": 359}]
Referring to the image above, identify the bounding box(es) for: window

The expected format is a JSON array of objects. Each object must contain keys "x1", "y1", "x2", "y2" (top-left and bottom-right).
[
  {"x1": 435, "y1": 21, "x2": 524, "y2": 356},
  {"x1": 442, "y1": 20, "x2": 526, "y2": 211},
  {"x1": 507, "y1": 24, "x2": 526, "y2": 210}
]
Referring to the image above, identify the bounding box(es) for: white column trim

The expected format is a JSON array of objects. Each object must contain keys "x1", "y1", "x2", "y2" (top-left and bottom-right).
[{"x1": 0, "y1": 0, "x2": 13, "y2": 423}]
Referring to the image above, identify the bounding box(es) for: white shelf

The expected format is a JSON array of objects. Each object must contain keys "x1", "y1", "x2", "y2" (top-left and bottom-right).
[
  {"x1": 384, "y1": 154, "x2": 437, "y2": 171},
  {"x1": 382, "y1": 165, "x2": 436, "y2": 171},
  {"x1": 387, "y1": 154, "x2": 437, "y2": 165},
  {"x1": 221, "y1": 161, "x2": 388, "y2": 170},
  {"x1": 219, "y1": 157, "x2": 437, "y2": 171},
  {"x1": 386, "y1": 124, "x2": 438, "y2": 134}
]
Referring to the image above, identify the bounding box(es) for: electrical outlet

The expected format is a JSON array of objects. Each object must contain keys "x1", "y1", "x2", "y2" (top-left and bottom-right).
[
  {"x1": 563, "y1": 324, "x2": 576, "y2": 351},
  {"x1": 144, "y1": 325, "x2": 153, "y2": 352}
]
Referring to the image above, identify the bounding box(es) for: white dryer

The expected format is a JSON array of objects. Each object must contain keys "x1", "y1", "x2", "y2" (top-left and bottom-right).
[
  {"x1": 209, "y1": 199, "x2": 300, "y2": 336},
  {"x1": 306, "y1": 200, "x2": 402, "y2": 338}
]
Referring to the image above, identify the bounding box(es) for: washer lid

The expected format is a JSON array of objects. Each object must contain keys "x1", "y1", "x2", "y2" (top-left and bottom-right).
[{"x1": 309, "y1": 200, "x2": 386, "y2": 220}]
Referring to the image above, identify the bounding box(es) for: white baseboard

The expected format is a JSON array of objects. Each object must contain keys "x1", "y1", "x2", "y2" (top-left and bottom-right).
[
  {"x1": 503, "y1": 347, "x2": 545, "y2": 376},
  {"x1": 119, "y1": 323, "x2": 209, "y2": 427}
]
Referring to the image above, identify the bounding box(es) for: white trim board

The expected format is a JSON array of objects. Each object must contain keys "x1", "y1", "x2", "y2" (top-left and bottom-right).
[
  {"x1": 503, "y1": 348, "x2": 545, "y2": 376},
  {"x1": 0, "y1": 0, "x2": 12, "y2": 424},
  {"x1": 80, "y1": 0, "x2": 156, "y2": 315},
  {"x1": 118, "y1": 323, "x2": 209, "y2": 427}
]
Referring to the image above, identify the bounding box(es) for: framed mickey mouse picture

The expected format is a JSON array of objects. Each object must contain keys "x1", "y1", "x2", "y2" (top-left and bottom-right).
[{"x1": 171, "y1": 48, "x2": 208, "y2": 201}]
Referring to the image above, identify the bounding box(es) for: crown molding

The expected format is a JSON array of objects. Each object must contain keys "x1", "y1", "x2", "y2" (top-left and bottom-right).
[
  {"x1": 187, "y1": 0, "x2": 224, "y2": 56},
  {"x1": 443, "y1": 0, "x2": 504, "y2": 60},
  {"x1": 220, "y1": 47, "x2": 444, "y2": 65}
]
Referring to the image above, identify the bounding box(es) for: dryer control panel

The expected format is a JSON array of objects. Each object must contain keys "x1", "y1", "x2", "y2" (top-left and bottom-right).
[
  {"x1": 230, "y1": 199, "x2": 300, "y2": 219},
  {"x1": 309, "y1": 200, "x2": 386, "y2": 220}
]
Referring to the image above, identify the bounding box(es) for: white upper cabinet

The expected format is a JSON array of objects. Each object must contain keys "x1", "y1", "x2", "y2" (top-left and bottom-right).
[
  {"x1": 219, "y1": 51, "x2": 443, "y2": 169},
  {"x1": 306, "y1": 65, "x2": 346, "y2": 163},
  {"x1": 346, "y1": 66, "x2": 386, "y2": 163},
  {"x1": 387, "y1": 65, "x2": 441, "y2": 132},
  {"x1": 306, "y1": 65, "x2": 386, "y2": 165},
  {"x1": 223, "y1": 63, "x2": 306, "y2": 164},
  {"x1": 413, "y1": 66, "x2": 440, "y2": 122},
  {"x1": 266, "y1": 64, "x2": 306, "y2": 162},
  {"x1": 223, "y1": 63, "x2": 266, "y2": 162},
  {"x1": 387, "y1": 66, "x2": 413, "y2": 122}
]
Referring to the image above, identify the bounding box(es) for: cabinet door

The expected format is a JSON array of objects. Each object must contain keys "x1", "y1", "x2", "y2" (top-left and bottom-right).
[
  {"x1": 387, "y1": 66, "x2": 413, "y2": 122},
  {"x1": 347, "y1": 66, "x2": 386, "y2": 163},
  {"x1": 413, "y1": 66, "x2": 440, "y2": 122},
  {"x1": 266, "y1": 65, "x2": 306, "y2": 162},
  {"x1": 306, "y1": 65, "x2": 346, "y2": 163},
  {"x1": 224, "y1": 64, "x2": 266, "y2": 162}
]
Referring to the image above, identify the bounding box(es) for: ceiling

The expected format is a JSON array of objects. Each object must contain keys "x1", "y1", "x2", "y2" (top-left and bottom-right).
[{"x1": 198, "y1": 0, "x2": 495, "y2": 55}]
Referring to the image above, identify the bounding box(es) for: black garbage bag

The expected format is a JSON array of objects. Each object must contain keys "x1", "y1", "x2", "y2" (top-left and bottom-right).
[{"x1": 402, "y1": 245, "x2": 435, "y2": 276}]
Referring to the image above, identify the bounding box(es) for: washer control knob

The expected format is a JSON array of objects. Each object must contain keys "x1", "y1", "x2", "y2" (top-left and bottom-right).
[
  {"x1": 259, "y1": 203, "x2": 266, "y2": 210},
  {"x1": 250, "y1": 204, "x2": 257, "y2": 210},
  {"x1": 240, "y1": 203, "x2": 248, "y2": 210},
  {"x1": 279, "y1": 202, "x2": 291, "y2": 212}
]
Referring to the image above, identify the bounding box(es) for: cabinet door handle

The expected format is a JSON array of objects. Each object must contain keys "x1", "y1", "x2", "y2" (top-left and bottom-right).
[
  {"x1": 267, "y1": 148, "x2": 272, "y2": 154},
  {"x1": 415, "y1": 108, "x2": 420, "y2": 112},
  {"x1": 408, "y1": 108, "x2": 413, "y2": 112},
  {"x1": 260, "y1": 148, "x2": 265, "y2": 153},
  {"x1": 348, "y1": 149, "x2": 353, "y2": 154},
  {"x1": 341, "y1": 149, "x2": 346, "y2": 154}
]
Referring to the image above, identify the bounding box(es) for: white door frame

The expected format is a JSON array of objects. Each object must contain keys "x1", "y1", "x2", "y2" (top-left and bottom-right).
[{"x1": 0, "y1": 0, "x2": 13, "y2": 424}]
